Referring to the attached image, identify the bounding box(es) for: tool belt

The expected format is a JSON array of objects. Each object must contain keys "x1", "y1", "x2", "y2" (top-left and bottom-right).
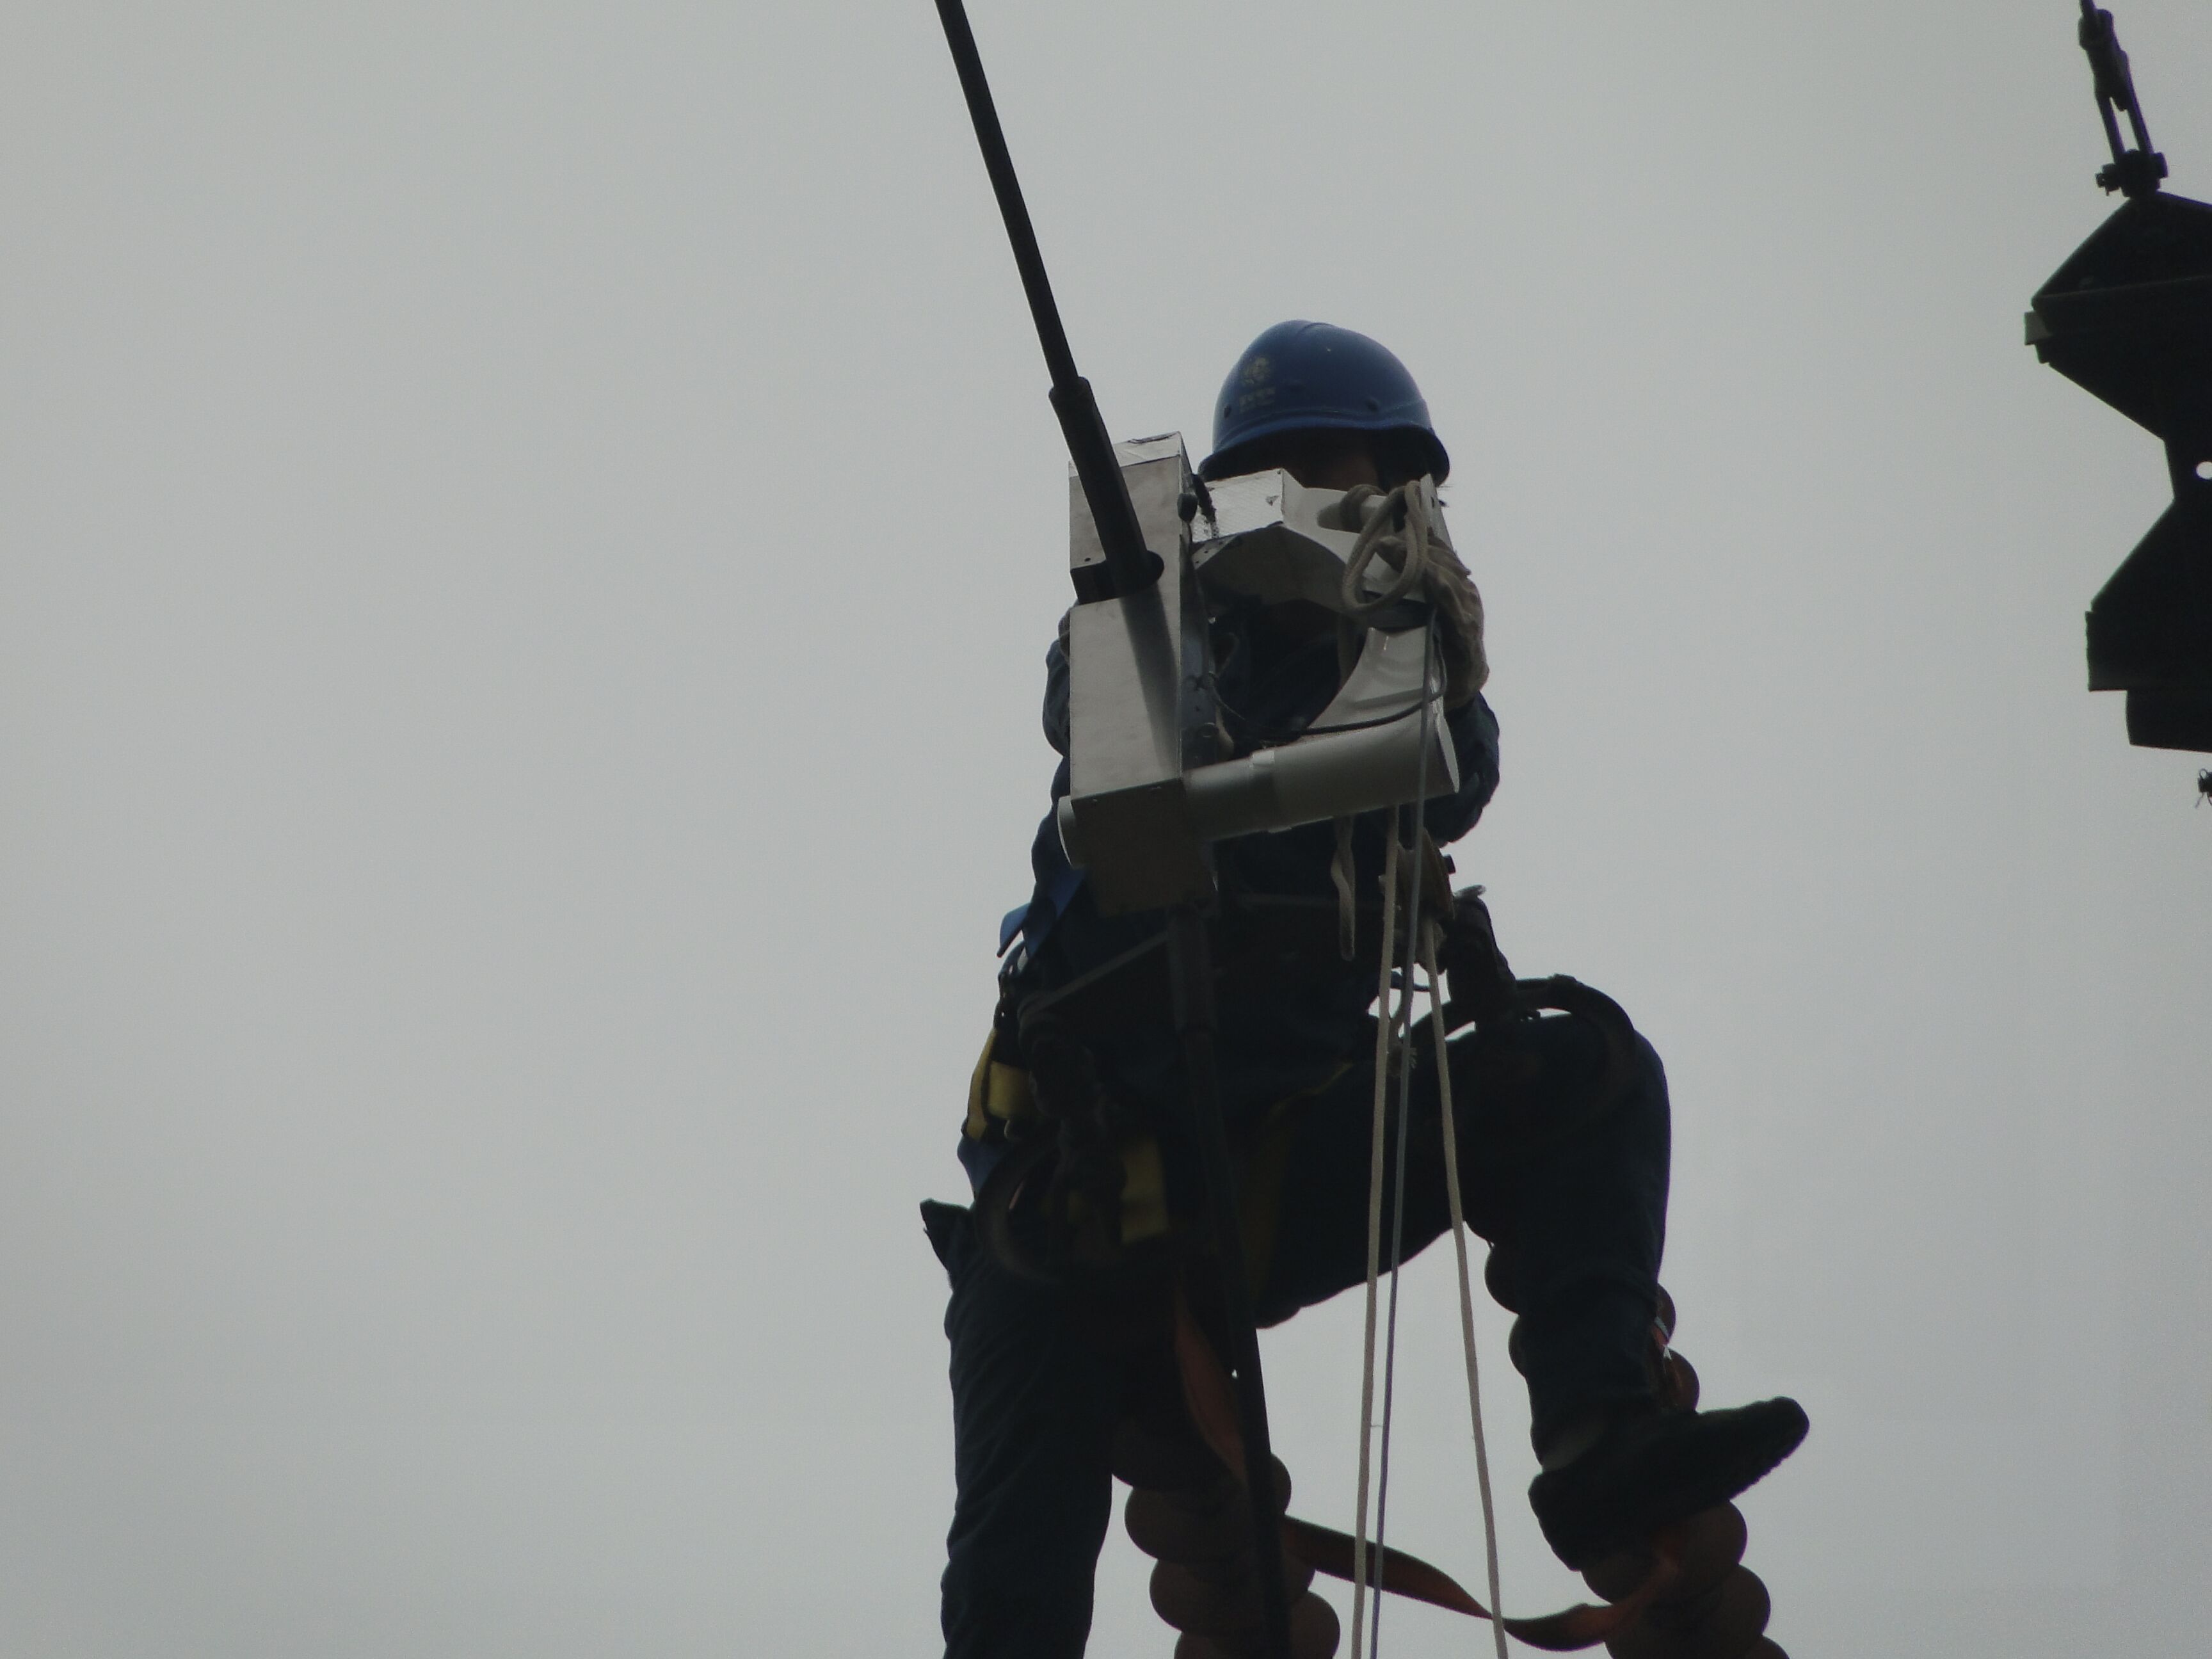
[
  {"x1": 965, "y1": 886, "x2": 1640, "y2": 1292},
  {"x1": 966, "y1": 1018, "x2": 1333, "y2": 1294}
]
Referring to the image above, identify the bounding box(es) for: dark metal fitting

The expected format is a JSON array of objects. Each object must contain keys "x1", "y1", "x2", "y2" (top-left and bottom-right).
[{"x1": 2097, "y1": 149, "x2": 2168, "y2": 196}]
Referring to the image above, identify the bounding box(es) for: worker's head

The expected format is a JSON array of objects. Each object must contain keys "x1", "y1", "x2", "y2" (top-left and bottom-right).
[{"x1": 1199, "y1": 321, "x2": 1449, "y2": 491}]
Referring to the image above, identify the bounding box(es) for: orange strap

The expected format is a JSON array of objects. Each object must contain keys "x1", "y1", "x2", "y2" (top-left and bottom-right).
[{"x1": 1172, "y1": 1294, "x2": 1680, "y2": 1653}]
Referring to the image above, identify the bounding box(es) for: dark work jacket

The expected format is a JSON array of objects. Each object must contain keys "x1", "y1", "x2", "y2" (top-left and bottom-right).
[{"x1": 964, "y1": 601, "x2": 1500, "y2": 1196}]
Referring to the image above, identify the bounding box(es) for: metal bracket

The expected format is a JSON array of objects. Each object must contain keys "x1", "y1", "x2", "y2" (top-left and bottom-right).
[{"x1": 2079, "y1": 2, "x2": 2168, "y2": 198}]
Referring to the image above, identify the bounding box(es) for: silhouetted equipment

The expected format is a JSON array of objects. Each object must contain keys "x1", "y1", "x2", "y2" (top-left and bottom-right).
[
  {"x1": 929, "y1": 6, "x2": 1296, "y2": 1654},
  {"x1": 2076, "y1": 1, "x2": 2166, "y2": 198},
  {"x1": 929, "y1": 8, "x2": 1806, "y2": 1652},
  {"x1": 2028, "y1": 4, "x2": 2212, "y2": 753},
  {"x1": 1148, "y1": 1003, "x2": 1795, "y2": 1658}
]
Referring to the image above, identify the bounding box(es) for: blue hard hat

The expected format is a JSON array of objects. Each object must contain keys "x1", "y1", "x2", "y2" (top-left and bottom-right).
[{"x1": 1199, "y1": 320, "x2": 1450, "y2": 483}]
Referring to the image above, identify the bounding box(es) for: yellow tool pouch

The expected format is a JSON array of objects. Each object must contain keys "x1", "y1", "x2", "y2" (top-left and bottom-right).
[
  {"x1": 964, "y1": 1028, "x2": 1036, "y2": 1142},
  {"x1": 963, "y1": 1023, "x2": 1343, "y2": 1293}
]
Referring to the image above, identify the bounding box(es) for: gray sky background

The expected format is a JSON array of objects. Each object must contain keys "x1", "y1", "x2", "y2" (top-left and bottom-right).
[{"x1": 3, "y1": 2, "x2": 2208, "y2": 1654}]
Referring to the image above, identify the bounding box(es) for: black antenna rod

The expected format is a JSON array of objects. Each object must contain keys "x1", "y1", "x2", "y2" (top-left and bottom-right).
[{"x1": 933, "y1": 0, "x2": 1158, "y2": 599}]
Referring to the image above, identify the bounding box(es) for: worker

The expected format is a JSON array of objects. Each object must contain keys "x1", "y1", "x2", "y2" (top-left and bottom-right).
[{"x1": 923, "y1": 321, "x2": 1807, "y2": 1658}]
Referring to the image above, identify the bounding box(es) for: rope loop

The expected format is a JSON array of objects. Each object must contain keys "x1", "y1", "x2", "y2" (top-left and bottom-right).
[
  {"x1": 1337, "y1": 481, "x2": 1489, "y2": 704},
  {"x1": 1339, "y1": 483, "x2": 1427, "y2": 620}
]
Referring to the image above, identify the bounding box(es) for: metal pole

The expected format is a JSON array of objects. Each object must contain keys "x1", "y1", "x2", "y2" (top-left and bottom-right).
[{"x1": 1169, "y1": 903, "x2": 1296, "y2": 1659}]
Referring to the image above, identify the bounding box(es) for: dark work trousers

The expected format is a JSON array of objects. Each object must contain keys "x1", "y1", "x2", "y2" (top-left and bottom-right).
[{"x1": 926, "y1": 1011, "x2": 1671, "y2": 1659}]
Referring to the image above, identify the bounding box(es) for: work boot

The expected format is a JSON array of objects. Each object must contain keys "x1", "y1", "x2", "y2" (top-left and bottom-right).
[{"x1": 1527, "y1": 1398, "x2": 1808, "y2": 1570}]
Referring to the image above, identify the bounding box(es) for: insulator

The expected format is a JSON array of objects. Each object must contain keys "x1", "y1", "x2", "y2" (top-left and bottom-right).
[
  {"x1": 1484, "y1": 1244, "x2": 1523, "y2": 1311},
  {"x1": 1126, "y1": 1459, "x2": 1290, "y2": 1564},
  {"x1": 1583, "y1": 1502, "x2": 1746, "y2": 1603},
  {"x1": 1174, "y1": 1591, "x2": 1340, "y2": 1659},
  {"x1": 1660, "y1": 1349, "x2": 1701, "y2": 1412},
  {"x1": 1128, "y1": 1486, "x2": 1250, "y2": 1565},
  {"x1": 1604, "y1": 1564, "x2": 1770, "y2": 1659},
  {"x1": 1112, "y1": 1415, "x2": 1228, "y2": 1491},
  {"x1": 1287, "y1": 1591, "x2": 1342, "y2": 1658},
  {"x1": 1150, "y1": 1553, "x2": 1318, "y2": 1638}
]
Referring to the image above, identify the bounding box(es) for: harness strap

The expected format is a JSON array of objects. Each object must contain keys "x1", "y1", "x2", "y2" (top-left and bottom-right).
[
  {"x1": 963, "y1": 1028, "x2": 1036, "y2": 1143},
  {"x1": 968, "y1": 1030, "x2": 1336, "y2": 1270}
]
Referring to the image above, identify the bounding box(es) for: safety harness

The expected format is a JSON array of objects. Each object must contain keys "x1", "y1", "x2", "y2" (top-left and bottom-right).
[{"x1": 965, "y1": 859, "x2": 1715, "y2": 1655}]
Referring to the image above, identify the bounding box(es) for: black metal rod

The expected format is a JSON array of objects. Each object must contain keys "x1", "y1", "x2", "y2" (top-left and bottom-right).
[
  {"x1": 1169, "y1": 904, "x2": 1295, "y2": 1659},
  {"x1": 932, "y1": 0, "x2": 1157, "y2": 598}
]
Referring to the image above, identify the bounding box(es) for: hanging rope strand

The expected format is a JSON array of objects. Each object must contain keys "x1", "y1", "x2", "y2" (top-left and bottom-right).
[
  {"x1": 1365, "y1": 620, "x2": 1443, "y2": 1659},
  {"x1": 1348, "y1": 828, "x2": 1402, "y2": 1659},
  {"x1": 1366, "y1": 826, "x2": 1418, "y2": 1659},
  {"x1": 1423, "y1": 917, "x2": 1510, "y2": 1659}
]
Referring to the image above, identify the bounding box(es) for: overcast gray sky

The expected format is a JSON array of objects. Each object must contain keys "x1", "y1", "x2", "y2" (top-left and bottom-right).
[{"x1": 3, "y1": 2, "x2": 2208, "y2": 1655}]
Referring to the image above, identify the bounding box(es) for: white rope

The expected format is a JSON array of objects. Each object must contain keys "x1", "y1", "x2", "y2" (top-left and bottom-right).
[
  {"x1": 1425, "y1": 918, "x2": 1509, "y2": 1659},
  {"x1": 1355, "y1": 621, "x2": 1443, "y2": 1659},
  {"x1": 1366, "y1": 830, "x2": 1424, "y2": 1659},
  {"x1": 1366, "y1": 617, "x2": 1446, "y2": 1659},
  {"x1": 1347, "y1": 829, "x2": 1401, "y2": 1659}
]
